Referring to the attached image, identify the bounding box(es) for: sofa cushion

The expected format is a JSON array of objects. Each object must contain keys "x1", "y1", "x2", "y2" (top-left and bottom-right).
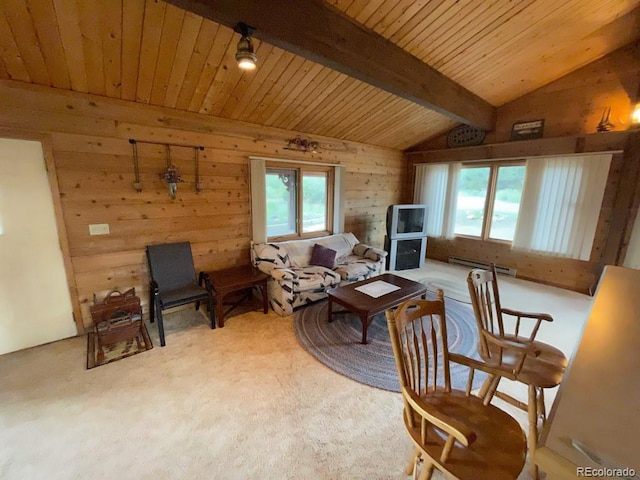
[
  {"x1": 309, "y1": 243, "x2": 337, "y2": 269},
  {"x1": 334, "y1": 256, "x2": 381, "y2": 281},
  {"x1": 289, "y1": 266, "x2": 341, "y2": 291},
  {"x1": 252, "y1": 243, "x2": 292, "y2": 270},
  {"x1": 316, "y1": 232, "x2": 359, "y2": 259},
  {"x1": 352, "y1": 243, "x2": 387, "y2": 261},
  {"x1": 275, "y1": 233, "x2": 360, "y2": 267},
  {"x1": 279, "y1": 240, "x2": 314, "y2": 268}
]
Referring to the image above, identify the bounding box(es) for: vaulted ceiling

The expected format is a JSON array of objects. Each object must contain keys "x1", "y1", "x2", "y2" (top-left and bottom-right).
[{"x1": 0, "y1": 0, "x2": 638, "y2": 149}]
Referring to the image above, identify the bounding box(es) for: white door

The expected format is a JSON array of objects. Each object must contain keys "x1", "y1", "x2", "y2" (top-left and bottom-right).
[{"x1": 0, "y1": 138, "x2": 77, "y2": 355}]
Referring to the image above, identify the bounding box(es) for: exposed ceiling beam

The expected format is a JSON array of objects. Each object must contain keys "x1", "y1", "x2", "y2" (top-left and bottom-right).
[{"x1": 164, "y1": 0, "x2": 496, "y2": 131}]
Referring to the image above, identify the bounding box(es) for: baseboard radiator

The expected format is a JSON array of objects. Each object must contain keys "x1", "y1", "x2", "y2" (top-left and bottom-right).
[{"x1": 448, "y1": 256, "x2": 517, "y2": 277}]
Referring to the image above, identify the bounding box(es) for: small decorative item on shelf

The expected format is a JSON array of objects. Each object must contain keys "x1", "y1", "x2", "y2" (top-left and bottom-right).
[
  {"x1": 161, "y1": 164, "x2": 183, "y2": 199},
  {"x1": 446, "y1": 124, "x2": 486, "y2": 147},
  {"x1": 284, "y1": 136, "x2": 320, "y2": 153},
  {"x1": 510, "y1": 119, "x2": 544, "y2": 141},
  {"x1": 596, "y1": 106, "x2": 615, "y2": 132}
]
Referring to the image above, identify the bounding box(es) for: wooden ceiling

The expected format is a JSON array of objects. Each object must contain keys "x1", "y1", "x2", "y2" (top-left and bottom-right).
[{"x1": 0, "y1": 0, "x2": 638, "y2": 150}]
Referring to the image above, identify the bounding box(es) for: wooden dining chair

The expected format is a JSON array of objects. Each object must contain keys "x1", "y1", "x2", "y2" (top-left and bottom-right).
[
  {"x1": 386, "y1": 290, "x2": 526, "y2": 480},
  {"x1": 467, "y1": 265, "x2": 568, "y2": 479}
]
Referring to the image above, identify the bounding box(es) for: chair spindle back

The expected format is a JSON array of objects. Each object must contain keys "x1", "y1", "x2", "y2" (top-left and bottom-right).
[
  {"x1": 386, "y1": 290, "x2": 451, "y2": 397},
  {"x1": 467, "y1": 267, "x2": 504, "y2": 358}
]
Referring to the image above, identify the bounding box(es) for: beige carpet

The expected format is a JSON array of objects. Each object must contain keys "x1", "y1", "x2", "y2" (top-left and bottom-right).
[
  {"x1": 419, "y1": 276, "x2": 471, "y2": 303},
  {"x1": 0, "y1": 261, "x2": 593, "y2": 479}
]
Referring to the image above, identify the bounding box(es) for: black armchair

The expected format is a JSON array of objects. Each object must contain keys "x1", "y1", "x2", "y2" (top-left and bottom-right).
[{"x1": 146, "y1": 242, "x2": 215, "y2": 346}]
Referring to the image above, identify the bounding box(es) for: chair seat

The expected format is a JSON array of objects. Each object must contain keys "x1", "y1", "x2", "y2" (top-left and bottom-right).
[
  {"x1": 406, "y1": 390, "x2": 526, "y2": 480},
  {"x1": 483, "y1": 337, "x2": 567, "y2": 388},
  {"x1": 159, "y1": 284, "x2": 210, "y2": 308}
]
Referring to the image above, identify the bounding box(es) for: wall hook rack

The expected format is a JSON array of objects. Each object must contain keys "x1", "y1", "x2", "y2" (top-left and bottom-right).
[{"x1": 129, "y1": 139, "x2": 205, "y2": 196}]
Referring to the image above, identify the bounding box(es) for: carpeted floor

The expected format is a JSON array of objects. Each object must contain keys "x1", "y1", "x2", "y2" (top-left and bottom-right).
[
  {"x1": 417, "y1": 275, "x2": 471, "y2": 303},
  {"x1": 293, "y1": 296, "x2": 485, "y2": 392},
  {"x1": 0, "y1": 260, "x2": 593, "y2": 480}
]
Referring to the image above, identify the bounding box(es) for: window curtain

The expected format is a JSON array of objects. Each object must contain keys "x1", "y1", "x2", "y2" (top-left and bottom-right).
[
  {"x1": 513, "y1": 154, "x2": 612, "y2": 260},
  {"x1": 249, "y1": 158, "x2": 267, "y2": 243},
  {"x1": 332, "y1": 165, "x2": 346, "y2": 234},
  {"x1": 413, "y1": 162, "x2": 460, "y2": 238}
]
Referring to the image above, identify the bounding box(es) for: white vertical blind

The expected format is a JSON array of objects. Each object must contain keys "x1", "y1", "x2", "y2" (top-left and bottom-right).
[
  {"x1": 413, "y1": 162, "x2": 460, "y2": 238},
  {"x1": 513, "y1": 154, "x2": 612, "y2": 260},
  {"x1": 445, "y1": 163, "x2": 461, "y2": 238}
]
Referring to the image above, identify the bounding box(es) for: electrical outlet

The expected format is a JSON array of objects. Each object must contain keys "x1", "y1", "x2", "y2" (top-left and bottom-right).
[{"x1": 89, "y1": 223, "x2": 110, "y2": 235}]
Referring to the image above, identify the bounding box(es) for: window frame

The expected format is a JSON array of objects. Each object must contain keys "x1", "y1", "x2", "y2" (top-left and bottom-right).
[
  {"x1": 266, "y1": 160, "x2": 334, "y2": 241},
  {"x1": 454, "y1": 159, "x2": 525, "y2": 243}
]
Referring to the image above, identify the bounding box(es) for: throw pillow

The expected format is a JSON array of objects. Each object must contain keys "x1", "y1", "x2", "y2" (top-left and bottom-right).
[{"x1": 309, "y1": 243, "x2": 337, "y2": 269}]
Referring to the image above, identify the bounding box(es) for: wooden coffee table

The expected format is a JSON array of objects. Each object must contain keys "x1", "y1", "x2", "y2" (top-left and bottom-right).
[
  {"x1": 200, "y1": 265, "x2": 269, "y2": 327},
  {"x1": 327, "y1": 273, "x2": 427, "y2": 344}
]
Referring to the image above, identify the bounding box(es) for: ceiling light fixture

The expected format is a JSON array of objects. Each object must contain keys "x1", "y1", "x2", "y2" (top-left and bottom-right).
[{"x1": 234, "y1": 22, "x2": 257, "y2": 71}]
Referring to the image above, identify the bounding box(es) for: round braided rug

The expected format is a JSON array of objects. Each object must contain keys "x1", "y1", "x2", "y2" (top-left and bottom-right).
[{"x1": 294, "y1": 293, "x2": 486, "y2": 392}]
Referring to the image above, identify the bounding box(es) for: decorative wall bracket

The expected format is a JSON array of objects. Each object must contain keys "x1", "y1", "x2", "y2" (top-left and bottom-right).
[
  {"x1": 129, "y1": 139, "x2": 204, "y2": 198},
  {"x1": 283, "y1": 136, "x2": 320, "y2": 153}
]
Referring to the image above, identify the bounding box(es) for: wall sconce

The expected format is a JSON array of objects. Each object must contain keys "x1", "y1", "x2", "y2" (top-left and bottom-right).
[
  {"x1": 234, "y1": 22, "x2": 257, "y2": 70},
  {"x1": 284, "y1": 136, "x2": 320, "y2": 153},
  {"x1": 632, "y1": 102, "x2": 640, "y2": 125}
]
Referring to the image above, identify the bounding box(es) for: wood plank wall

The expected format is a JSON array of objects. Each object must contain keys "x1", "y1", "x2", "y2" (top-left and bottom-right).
[
  {"x1": 409, "y1": 43, "x2": 640, "y2": 150},
  {"x1": 404, "y1": 43, "x2": 640, "y2": 294},
  {"x1": 0, "y1": 80, "x2": 404, "y2": 331}
]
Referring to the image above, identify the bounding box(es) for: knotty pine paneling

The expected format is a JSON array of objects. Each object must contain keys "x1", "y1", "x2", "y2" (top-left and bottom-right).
[
  {"x1": 403, "y1": 45, "x2": 639, "y2": 292},
  {"x1": 0, "y1": 80, "x2": 404, "y2": 330},
  {"x1": 426, "y1": 237, "x2": 603, "y2": 294},
  {"x1": 410, "y1": 43, "x2": 640, "y2": 151},
  {"x1": 332, "y1": 0, "x2": 639, "y2": 107},
  {"x1": 2, "y1": 0, "x2": 638, "y2": 149}
]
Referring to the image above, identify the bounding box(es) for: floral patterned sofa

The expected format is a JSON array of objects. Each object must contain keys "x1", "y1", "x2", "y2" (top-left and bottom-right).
[{"x1": 251, "y1": 233, "x2": 387, "y2": 316}]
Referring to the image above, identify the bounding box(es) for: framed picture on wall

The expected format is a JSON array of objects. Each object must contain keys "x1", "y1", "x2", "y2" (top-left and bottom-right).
[{"x1": 510, "y1": 119, "x2": 544, "y2": 141}]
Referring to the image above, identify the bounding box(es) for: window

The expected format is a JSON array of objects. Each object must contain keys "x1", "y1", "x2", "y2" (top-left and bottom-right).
[
  {"x1": 454, "y1": 167, "x2": 490, "y2": 237},
  {"x1": 454, "y1": 163, "x2": 525, "y2": 242},
  {"x1": 414, "y1": 154, "x2": 612, "y2": 258},
  {"x1": 489, "y1": 165, "x2": 526, "y2": 241},
  {"x1": 266, "y1": 168, "x2": 297, "y2": 237},
  {"x1": 265, "y1": 163, "x2": 333, "y2": 240}
]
